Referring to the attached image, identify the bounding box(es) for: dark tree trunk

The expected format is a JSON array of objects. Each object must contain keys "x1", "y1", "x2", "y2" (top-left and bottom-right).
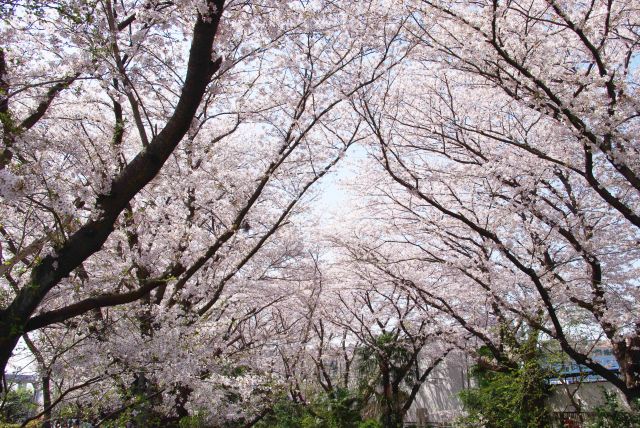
[
  {"x1": 42, "y1": 374, "x2": 51, "y2": 428},
  {"x1": 174, "y1": 384, "x2": 193, "y2": 420},
  {"x1": 613, "y1": 335, "x2": 640, "y2": 408}
]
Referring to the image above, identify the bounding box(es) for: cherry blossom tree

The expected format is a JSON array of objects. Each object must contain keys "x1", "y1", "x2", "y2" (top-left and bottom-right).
[
  {"x1": 333, "y1": 282, "x2": 449, "y2": 427},
  {"x1": 1, "y1": 0, "x2": 413, "y2": 422},
  {"x1": 0, "y1": 0, "x2": 228, "y2": 379},
  {"x1": 2, "y1": 0, "x2": 639, "y2": 422},
  {"x1": 347, "y1": 0, "x2": 640, "y2": 404}
]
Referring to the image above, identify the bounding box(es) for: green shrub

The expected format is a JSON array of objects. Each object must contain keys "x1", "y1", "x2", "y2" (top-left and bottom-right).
[
  {"x1": 0, "y1": 387, "x2": 36, "y2": 423},
  {"x1": 179, "y1": 411, "x2": 208, "y2": 428},
  {"x1": 458, "y1": 359, "x2": 551, "y2": 428},
  {"x1": 458, "y1": 330, "x2": 552, "y2": 428},
  {"x1": 357, "y1": 419, "x2": 382, "y2": 428},
  {"x1": 255, "y1": 388, "x2": 367, "y2": 428},
  {"x1": 587, "y1": 390, "x2": 640, "y2": 428}
]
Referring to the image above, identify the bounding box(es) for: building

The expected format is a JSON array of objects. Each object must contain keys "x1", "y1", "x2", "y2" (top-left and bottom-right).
[
  {"x1": 404, "y1": 347, "x2": 626, "y2": 427},
  {"x1": 404, "y1": 351, "x2": 471, "y2": 426}
]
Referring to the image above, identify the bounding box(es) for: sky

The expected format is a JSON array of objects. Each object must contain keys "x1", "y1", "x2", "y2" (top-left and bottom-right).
[{"x1": 309, "y1": 143, "x2": 368, "y2": 225}]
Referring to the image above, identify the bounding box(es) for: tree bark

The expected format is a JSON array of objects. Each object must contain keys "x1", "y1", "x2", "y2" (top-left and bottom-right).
[
  {"x1": 613, "y1": 334, "x2": 640, "y2": 407},
  {"x1": 41, "y1": 374, "x2": 51, "y2": 428}
]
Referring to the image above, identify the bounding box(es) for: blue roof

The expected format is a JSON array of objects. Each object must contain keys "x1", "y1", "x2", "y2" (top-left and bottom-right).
[{"x1": 546, "y1": 349, "x2": 620, "y2": 384}]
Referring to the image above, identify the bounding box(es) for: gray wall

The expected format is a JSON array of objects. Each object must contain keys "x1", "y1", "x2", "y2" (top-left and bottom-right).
[{"x1": 405, "y1": 351, "x2": 471, "y2": 425}]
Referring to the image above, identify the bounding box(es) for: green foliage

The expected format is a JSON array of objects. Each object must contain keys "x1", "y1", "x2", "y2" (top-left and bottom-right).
[
  {"x1": 356, "y1": 333, "x2": 414, "y2": 427},
  {"x1": 458, "y1": 330, "x2": 552, "y2": 428},
  {"x1": 179, "y1": 411, "x2": 209, "y2": 428},
  {"x1": 96, "y1": 392, "x2": 163, "y2": 428},
  {"x1": 357, "y1": 333, "x2": 415, "y2": 387},
  {"x1": 255, "y1": 388, "x2": 378, "y2": 428},
  {"x1": 458, "y1": 360, "x2": 551, "y2": 428},
  {"x1": 99, "y1": 406, "x2": 162, "y2": 428},
  {"x1": 0, "y1": 387, "x2": 37, "y2": 423},
  {"x1": 0, "y1": 112, "x2": 17, "y2": 134},
  {"x1": 587, "y1": 391, "x2": 640, "y2": 428},
  {"x1": 316, "y1": 388, "x2": 367, "y2": 427},
  {"x1": 257, "y1": 398, "x2": 306, "y2": 428},
  {"x1": 356, "y1": 420, "x2": 382, "y2": 428}
]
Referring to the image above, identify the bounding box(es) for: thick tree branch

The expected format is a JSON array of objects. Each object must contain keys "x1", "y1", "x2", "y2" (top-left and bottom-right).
[{"x1": 0, "y1": 0, "x2": 225, "y2": 379}]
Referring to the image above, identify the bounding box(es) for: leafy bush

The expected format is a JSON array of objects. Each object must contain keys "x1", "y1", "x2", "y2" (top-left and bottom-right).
[
  {"x1": 0, "y1": 387, "x2": 36, "y2": 423},
  {"x1": 255, "y1": 388, "x2": 378, "y2": 428},
  {"x1": 179, "y1": 411, "x2": 209, "y2": 428},
  {"x1": 458, "y1": 330, "x2": 552, "y2": 428},
  {"x1": 356, "y1": 419, "x2": 382, "y2": 428},
  {"x1": 458, "y1": 359, "x2": 551, "y2": 428},
  {"x1": 587, "y1": 390, "x2": 640, "y2": 428}
]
